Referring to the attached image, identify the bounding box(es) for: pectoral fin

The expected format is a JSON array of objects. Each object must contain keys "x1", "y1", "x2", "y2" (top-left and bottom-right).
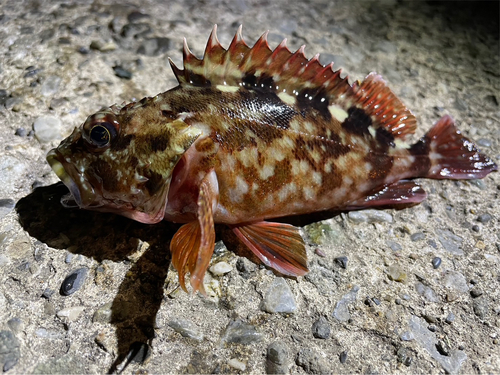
[
  {"x1": 232, "y1": 222, "x2": 308, "y2": 277},
  {"x1": 170, "y1": 173, "x2": 217, "y2": 294}
]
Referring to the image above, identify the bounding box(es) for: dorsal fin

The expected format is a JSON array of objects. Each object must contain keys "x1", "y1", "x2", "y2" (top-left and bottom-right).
[{"x1": 169, "y1": 25, "x2": 417, "y2": 139}]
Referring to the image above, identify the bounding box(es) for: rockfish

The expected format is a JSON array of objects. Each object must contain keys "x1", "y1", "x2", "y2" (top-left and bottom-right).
[{"x1": 47, "y1": 26, "x2": 497, "y2": 293}]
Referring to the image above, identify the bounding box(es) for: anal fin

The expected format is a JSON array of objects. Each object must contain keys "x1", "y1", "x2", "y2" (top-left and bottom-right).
[
  {"x1": 232, "y1": 222, "x2": 308, "y2": 277},
  {"x1": 170, "y1": 172, "x2": 217, "y2": 294},
  {"x1": 345, "y1": 180, "x2": 427, "y2": 210}
]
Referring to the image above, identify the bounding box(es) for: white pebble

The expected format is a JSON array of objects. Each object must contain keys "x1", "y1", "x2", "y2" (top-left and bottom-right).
[
  {"x1": 209, "y1": 261, "x2": 233, "y2": 276},
  {"x1": 228, "y1": 358, "x2": 246, "y2": 371},
  {"x1": 56, "y1": 306, "x2": 85, "y2": 321}
]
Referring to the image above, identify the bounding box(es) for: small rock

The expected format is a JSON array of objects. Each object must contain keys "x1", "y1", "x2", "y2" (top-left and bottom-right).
[
  {"x1": 339, "y1": 350, "x2": 348, "y2": 364},
  {"x1": 227, "y1": 358, "x2": 246, "y2": 372},
  {"x1": 92, "y1": 302, "x2": 113, "y2": 323},
  {"x1": 470, "y1": 288, "x2": 483, "y2": 298},
  {"x1": 333, "y1": 285, "x2": 359, "y2": 322},
  {"x1": 33, "y1": 115, "x2": 63, "y2": 143},
  {"x1": 312, "y1": 316, "x2": 330, "y2": 339},
  {"x1": 415, "y1": 282, "x2": 440, "y2": 302},
  {"x1": 431, "y1": 257, "x2": 442, "y2": 269},
  {"x1": 334, "y1": 256, "x2": 348, "y2": 269},
  {"x1": 387, "y1": 264, "x2": 407, "y2": 282},
  {"x1": 476, "y1": 138, "x2": 492, "y2": 148},
  {"x1": 436, "y1": 229, "x2": 463, "y2": 255},
  {"x1": 477, "y1": 213, "x2": 492, "y2": 223},
  {"x1": 445, "y1": 312, "x2": 455, "y2": 324},
  {"x1": 443, "y1": 271, "x2": 468, "y2": 294},
  {"x1": 209, "y1": 261, "x2": 232, "y2": 276},
  {"x1": 220, "y1": 319, "x2": 263, "y2": 345},
  {"x1": 60, "y1": 268, "x2": 88, "y2": 296},
  {"x1": 386, "y1": 240, "x2": 402, "y2": 251},
  {"x1": 14, "y1": 127, "x2": 27, "y2": 136},
  {"x1": 113, "y1": 66, "x2": 132, "y2": 79},
  {"x1": 56, "y1": 306, "x2": 85, "y2": 322},
  {"x1": 41, "y1": 288, "x2": 55, "y2": 299},
  {"x1": 261, "y1": 277, "x2": 297, "y2": 314},
  {"x1": 410, "y1": 232, "x2": 426, "y2": 241},
  {"x1": 7, "y1": 318, "x2": 23, "y2": 334},
  {"x1": 296, "y1": 348, "x2": 329, "y2": 374},
  {"x1": 473, "y1": 298, "x2": 489, "y2": 319},
  {"x1": 40, "y1": 75, "x2": 62, "y2": 96},
  {"x1": 348, "y1": 209, "x2": 393, "y2": 224},
  {"x1": 167, "y1": 318, "x2": 204, "y2": 341},
  {"x1": 266, "y1": 341, "x2": 289, "y2": 374}
]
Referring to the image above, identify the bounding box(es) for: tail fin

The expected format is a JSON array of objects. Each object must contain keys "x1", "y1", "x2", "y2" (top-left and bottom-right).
[{"x1": 411, "y1": 115, "x2": 497, "y2": 179}]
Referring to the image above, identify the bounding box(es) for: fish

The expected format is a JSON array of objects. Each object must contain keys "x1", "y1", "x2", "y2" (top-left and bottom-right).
[{"x1": 46, "y1": 25, "x2": 497, "y2": 294}]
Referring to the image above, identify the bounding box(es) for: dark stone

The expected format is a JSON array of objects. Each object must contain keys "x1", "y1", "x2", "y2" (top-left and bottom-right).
[
  {"x1": 220, "y1": 319, "x2": 263, "y2": 345},
  {"x1": 470, "y1": 288, "x2": 483, "y2": 298},
  {"x1": 15, "y1": 127, "x2": 27, "y2": 136},
  {"x1": 60, "y1": 268, "x2": 88, "y2": 296},
  {"x1": 473, "y1": 298, "x2": 488, "y2": 319},
  {"x1": 431, "y1": 257, "x2": 442, "y2": 269},
  {"x1": 312, "y1": 316, "x2": 330, "y2": 339},
  {"x1": 477, "y1": 213, "x2": 492, "y2": 223},
  {"x1": 42, "y1": 288, "x2": 55, "y2": 299},
  {"x1": 339, "y1": 350, "x2": 348, "y2": 364},
  {"x1": 121, "y1": 23, "x2": 152, "y2": 38},
  {"x1": 58, "y1": 37, "x2": 71, "y2": 45},
  {"x1": 445, "y1": 312, "x2": 455, "y2": 324},
  {"x1": 334, "y1": 256, "x2": 348, "y2": 269},
  {"x1": 410, "y1": 232, "x2": 426, "y2": 241},
  {"x1": 396, "y1": 347, "x2": 412, "y2": 367},
  {"x1": 127, "y1": 11, "x2": 150, "y2": 23},
  {"x1": 266, "y1": 341, "x2": 289, "y2": 374},
  {"x1": 113, "y1": 66, "x2": 132, "y2": 80},
  {"x1": 40, "y1": 28, "x2": 56, "y2": 42},
  {"x1": 77, "y1": 46, "x2": 89, "y2": 55},
  {"x1": 472, "y1": 225, "x2": 480, "y2": 232}
]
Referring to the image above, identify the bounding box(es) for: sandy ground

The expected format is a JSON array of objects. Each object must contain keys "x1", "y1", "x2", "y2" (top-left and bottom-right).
[{"x1": 0, "y1": 0, "x2": 499, "y2": 374}]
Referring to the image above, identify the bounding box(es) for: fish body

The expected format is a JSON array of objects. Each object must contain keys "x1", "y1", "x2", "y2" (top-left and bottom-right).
[{"x1": 47, "y1": 26, "x2": 497, "y2": 293}]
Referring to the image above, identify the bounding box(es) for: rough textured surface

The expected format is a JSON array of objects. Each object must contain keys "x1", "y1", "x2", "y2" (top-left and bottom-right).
[{"x1": 0, "y1": 0, "x2": 499, "y2": 373}]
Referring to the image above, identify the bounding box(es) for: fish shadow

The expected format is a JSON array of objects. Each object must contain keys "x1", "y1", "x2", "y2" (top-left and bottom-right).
[{"x1": 15, "y1": 183, "x2": 179, "y2": 372}]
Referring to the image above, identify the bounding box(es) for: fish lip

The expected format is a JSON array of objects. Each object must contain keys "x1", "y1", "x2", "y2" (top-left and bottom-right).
[{"x1": 46, "y1": 148, "x2": 98, "y2": 209}]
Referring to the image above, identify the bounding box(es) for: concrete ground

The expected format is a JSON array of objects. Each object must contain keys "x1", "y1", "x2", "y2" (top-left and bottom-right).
[{"x1": 0, "y1": 0, "x2": 499, "y2": 373}]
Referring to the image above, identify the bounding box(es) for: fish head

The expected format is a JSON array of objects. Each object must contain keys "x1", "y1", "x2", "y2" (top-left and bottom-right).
[{"x1": 47, "y1": 101, "x2": 201, "y2": 224}]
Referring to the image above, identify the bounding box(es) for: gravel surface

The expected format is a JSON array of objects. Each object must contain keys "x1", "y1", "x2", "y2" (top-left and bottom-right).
[{"x1": 0, "y1": 0, "x2": 499, "y2": 373}]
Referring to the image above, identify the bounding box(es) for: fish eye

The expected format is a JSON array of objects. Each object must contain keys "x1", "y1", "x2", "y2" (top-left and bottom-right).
[{"x1": 89, "y1": 122, "x2": 116, "y2": 148}]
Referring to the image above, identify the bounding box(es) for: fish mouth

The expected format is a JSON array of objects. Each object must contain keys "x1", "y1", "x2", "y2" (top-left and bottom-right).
[{"x1": 46, "y1": 149, "x2": 100, "y2": 209}]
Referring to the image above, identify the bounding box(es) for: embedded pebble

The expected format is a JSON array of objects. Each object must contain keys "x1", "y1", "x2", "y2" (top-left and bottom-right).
[
  {"x1": 261, "y1": 277, "x2": 297, "y2": 314},
  {"x1": 92, "y1": 302, "x2": 113, "y2": 323},
  {"x1": 0, "y1": 198, "x2": 15, "y2": 220},
  {"x1": 220, "y1": 319, "x2": 263, "y2": 345},
  {"x1": 296, "y1": 348, "x2": 329, "y2": 374},
  {"x1": 0, "y1": 330, "x2": 20, "y2": 372},
  {"x1": 432, "y1": 257, "x2": 442, "y2": 269},
  {"x1": 7, "y1": 318, "x2": 23, "y2": 334},
  {"x1": 167, "y1": 318, "x2": 204, "y2": 341},
  {"x1": 348, "y1": 209, "x2": 393, "y2": 224},
  {"x1": 33, "y1": 115, "x2": 63, "y2": 143},
  {"x1": 477, "y1": 213, "x2": 492, "y2": 223},
  {"x1": 333, "y1": 285, "x2": 359, "y2": 322},
  {"x1": 470, "y1": 288, "x2": 483, "y2": 298},
  {"x1": 227, "y1": 358, "x2": 246, "y2": 372},
  {"x1": 400, "y1": 331, "x2": 415, "y2": 341},
  {"x1": 339, "y1": 350, "x2": 348, "y2": 364},
  {"x1": 442, "y1": 271, "x2": 468, "y2": 294},
  {"x1": 408, "y1": 315, "x2": 467, "y2": 373},
  {"x1": 476, "y1": 138, "x2": 492, "y2": 148},
  {"x1": 396, "y1": 347, "x2": 413, "y2": 366},
  {"x1": 40, "y1": 75, "x2": 61, "y2": 96},
  {"x1": 411, "y1": 232, "x2": 426, "y2": 241},
  {"x1": 387, "y1": 264, "x2": 407, "y2": 282},
  {"x1": 436, "y1": 229, "x2": 463, "y2": 255},
  {"x1": 56, "y1": 306, "x2": 85, "y2": 321},
  {"x1": 445, "y1": 312, "x2": 455, "y2": 324},
  {"x1": 209, "y1": 261, "x2": 232, "y2": 276},
  {"x1": 266, "y1": 341, "x2": 289, "y2": 374},
  {"x1": 312, "y1": 316, "x2": 330, "y2": 339},
  {"x1": 386, "y1": 240, "x2": 402, "y2": 251},
  {"x1": 113, "y1": 66, "x2": 132, "y2": 79},
  {"x1": 334, "y1": 256, "x2": 348, "y2": 269},
  {"x1": 60, "y1": 268, "x2": 88, "y2": 296},
  {"x1": 415, "y1": 282, "x2": 440, "y2": 303},
  {"x1": 473, "y1": 298, "x2": 489, "y2": 319}
]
